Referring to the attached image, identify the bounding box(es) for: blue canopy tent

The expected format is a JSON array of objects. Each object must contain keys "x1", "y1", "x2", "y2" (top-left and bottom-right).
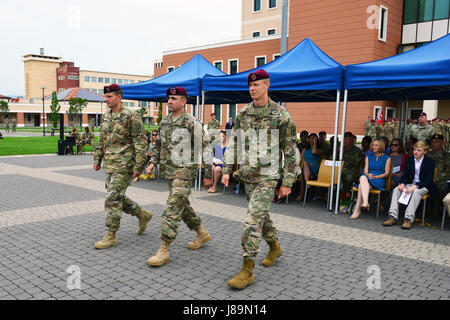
[
  {"x1": 121, "y1": 54, "x2": 226, "y2": 120},
  {"x1": 203, "y1": 38, "x2": 344, "y2": 104},
  {"x1": 330, "y1": 34, "x2": 450, "y2": 214},
  {"x1": 203, "y1": 38, "x2": 346, "y2": 211}
]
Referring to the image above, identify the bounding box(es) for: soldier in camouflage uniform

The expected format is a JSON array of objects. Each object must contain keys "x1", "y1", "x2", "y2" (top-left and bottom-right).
[
  {"x1": 342, "y1": 132, "x2": 364, "y2": 193},
  {"x1": 146, "y1": 87, "x2": 213, "y2": 267},
  {"x1": 431, "y1": 118, "x2": 443, "y2": 135},
  {"x1": 221, "y1": 70, "x2": 297, "y2": 289},
  {"x1": 5, "y1": 118, "x2": 9, "y2": 132},
  {"x1": 89, "y1": 117, "x2": 96, "y2": 135},
  {"x1": 364, "y1": 116, "x2": 371, "y2": 136},
  {"x1": 408, "y1": 112, "x2": 435, "y2": 144},
  {"x1": 93, "y1": 84, "x2": 152, "y2": 250},
  {"x1": 367, "y1": 119, "x2": 379, "y2": 140},
  {"x1": 207, "y1": 112, "x2": 221, "y2": 147},
  {"x1": 442, "y1": 118, "x2": 449, "y2": 151},
  {"x1": 392, "y1": 118, "x2": 399, "y2": 139},
  {"x1": 11, "y1": 117, "x2": 17, "y2": 133},
  {"x1": 427, "y1": 134, "x2": 450, "y2": 219},
  {"x1": 80, "y1": 126, "x2": 95, "y2": 152}
]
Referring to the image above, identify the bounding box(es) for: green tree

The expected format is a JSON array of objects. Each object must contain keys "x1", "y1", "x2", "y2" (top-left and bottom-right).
[
  {"x1": 157, "y1": 101, "x2": 163, "y2": 125},
  {"x1": 137, "y1": 103, "x2": 147, "y2": 122},
  {"x1": 68, "y1": 98, "x2": 87, "y2": 129},
  {"x1": 0, "y1": 100, "x2": 9, "y2": 122},
  {"x1": 49, "y1": 92, "x2": 61, "y2": 129}
]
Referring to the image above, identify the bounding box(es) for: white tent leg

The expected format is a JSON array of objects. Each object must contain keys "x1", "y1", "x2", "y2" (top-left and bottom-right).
[
  {"x1": 201, "y1": 91, "x2": 205, "y2": 124},
  {"x1": 329, "y1": 90, "x2": 341, "y2": 211},
  {"x1": 334, "y1": 90, "x2": 349, "y2": 214}
]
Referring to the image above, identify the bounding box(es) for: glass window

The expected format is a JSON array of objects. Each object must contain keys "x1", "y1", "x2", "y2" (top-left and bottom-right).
[
  {"x1": 98, "y1": 89, "x2": 104, "y2": 95},
  {"x1": 123, "y1": 102, "x2": 128, "y2": 107},
  {"x1": 130, "y1": 80, "x2": 135, "y2": 84},
  {"x1": 118, "y1": 79, "x2": 123, "y2": 84},
  {"x1": 252, "y1": 31, "x2": 260, "y2": 38},
  {"x1": 168, "y1": 67, "x2": 175, "y2": 72},
  {"x1": 214, "y1": 62, "x2": 222, "y2": 70},
  {"x1": 273, "y1": 54, "x2": 281, "y2": 60},
  {"x1": 105, "y1": 78, "x2": 110, "y2": 83},
  {"x1": 214, "y1": 104, "x2": 221, "y2": 122},
  {"x1": 92, "y1": 89, "x2": 97, "y2": 93},
  {"x1": 256, "y1": 57, "x2": 266, "y2": 67},
  {"x1": 268, "y1": 29, "x2": 276, "y2": 35},
  {"x1": 418, "y1": 0, "x2": 434, "y2": 22},
  {"x1": 269, "y1": 0, "x2": 277, "y2": 9},
  {"x1": 91, "y1": 76, "x2": 97, "y2": 83},
  {"x1": 404, "y1": 0, "x2": 419, "y2": 24},
  {"x1": 112, "y1": 78, "x2": 117, "y2": 84},
  {"x1": 130, "y1": 102, "x2": 135, "y2": 107},
  {"x1": 434, "y1": 0, "x2": 450, "y2": 19},
  {"x1": 254, "y1": 0, "x2": 261, "y2": 11},
  {"x1": 229, "y1": 60, "x2": 238, "y2": 74},
  {"x1": 98, "y1": 77, "x2": 104, "y2": 83},
  {"x1": 84, "y1": 76, "x2": 90, "y2": 82},
  {"x1": 68, "y1": 75, "x2": 79, "y2": 80},
  {"x1": 124, "y1": 79, "x2": 129, "y2": 84}
]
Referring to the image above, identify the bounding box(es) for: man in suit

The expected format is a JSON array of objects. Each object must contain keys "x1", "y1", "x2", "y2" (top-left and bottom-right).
[{"x1": 383, "y1": 141, "x2": 436, "y2": 229}]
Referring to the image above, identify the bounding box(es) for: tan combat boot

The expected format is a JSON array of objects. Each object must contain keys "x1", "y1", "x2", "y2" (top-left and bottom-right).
[
  {"x1": 187, "y1": 225, "x2": 211, "y2": 250},
  {"x1": 94, "y1": 230, "x2": 118, "y2": 250},
  {"x1": 137, "y1": 209, "x2": 153, "y2": 235},
  {"x1": 262, "y1": 239, "x2": 282, "y2": 267},
  {"x1": 147, "y1": 240, "x2": 171, "y2": 267},
  {"x1": 228, "y1": 257, "x2": 255, "y2": 289}
]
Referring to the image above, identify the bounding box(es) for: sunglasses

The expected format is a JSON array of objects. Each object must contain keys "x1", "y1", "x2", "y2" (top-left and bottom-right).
[
  {"x1": 152, "y1": 134, "x2": 158, "y2": 136},
  {"x1": 391, "y1": 144, "x2": 399, "y2": 146}
]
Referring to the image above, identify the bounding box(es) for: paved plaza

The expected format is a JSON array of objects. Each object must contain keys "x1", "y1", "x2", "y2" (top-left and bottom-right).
[{"x1": 0, "y1": 154, "x2": 449, "y2": 301}]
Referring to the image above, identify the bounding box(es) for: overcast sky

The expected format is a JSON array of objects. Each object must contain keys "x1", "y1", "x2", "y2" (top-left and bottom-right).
[{"x1": 0, "y1": 0, "x2": 242, "y2": 97}]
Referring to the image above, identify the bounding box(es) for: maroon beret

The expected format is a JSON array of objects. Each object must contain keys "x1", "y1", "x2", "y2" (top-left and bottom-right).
[
  {"x1": 248, "y1": 69, "x2": 270, "y2": 84},
  {"x1": 420, "y1": 112, "x2": 427, "y2": 117},
  {"x1": 104, "y1": 84, "x2": 121, "y2": 93},
  {"x1": 344, "y1": 131, "x2": 353, "y2": 138},
  {"x1": 167, "y1": 87, "x2": 187, "y2": 96}
]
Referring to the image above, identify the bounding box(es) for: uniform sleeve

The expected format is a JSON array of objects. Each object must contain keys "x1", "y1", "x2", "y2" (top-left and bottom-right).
[
  {"x1": 94, "y1": 128, "x2": 104, "y2": 166},
  {"x1": 130, "y1": 112, "x2": 148, "y2": 173},
  {"x1": 223, "y1": 115, "x2": 240, "y2": 175},
  {"x1": 200, "y1": 124, "x2": 213, "y2": 179},
  {"x1": 280, "y1": 114, "x2": 298, "y2": 187},
  {"x1": 149, "y1": 124, "x2": 162, "y2": 166}
]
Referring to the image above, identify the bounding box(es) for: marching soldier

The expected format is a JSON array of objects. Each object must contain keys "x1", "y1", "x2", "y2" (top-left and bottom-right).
[
  {"x1": 11, "y1": 117, "x2": 17, "y2": 133},
  {"x1": 93, "y1": 84, "x2": 152, "y2": 250},
  {"x1": 5, "y1": 117, "x2": 9, "y2": 132},
  {"x1": 146, "y1": 87, "x2": 213, "y2": 267},
  {"x1": 221, "y1": 69, "x2": 297, "y2": 289}
]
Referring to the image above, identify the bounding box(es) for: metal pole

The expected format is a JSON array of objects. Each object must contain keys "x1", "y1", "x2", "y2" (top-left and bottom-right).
[
  {"x1": 196, "y1": 96, "x2": 200, "y2": 120},
  {"x1": 201, "y1": 91, "x2": 205, "y2": 124},
  {"x1": 398, "y1": 101, "x2": 404, "y2": 140},
  {"x1": 329, "y1": 90, "x2": 341, "y2": 211},
  {"x1": 280, "y1": 0, "x2": 289, "y2": 55},
  {"x1": 403, "y1": 100, "x2": 408, "y2": 146},
  {"x1": 41, "y1": 87, "x2": 46, "y2": 137},
  {"x1": 334, "y1": 90, "x2": 349, "y2": 214}
]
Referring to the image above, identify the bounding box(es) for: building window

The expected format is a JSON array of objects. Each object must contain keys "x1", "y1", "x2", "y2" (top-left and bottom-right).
[
  {"x1": 374, "y1": 106, "x2": 382, "y2": 120},
  {"x1": 112, "y1": 78, "x2": 117, "y2": 84},
  {"x1": 404, "y1": 0, "x2": 419, "y2": 24},
  {"x1": 58, "y1": 88, "x2": 65, "y2": 92},
  {"x1": 124, "y1": 79, "x2": 129, "y2": 85},
  {"x1": 124, "y1": 102, "x2": 129, "y2": 107},
  {"x1": 434, "y1": 0, "x2": 450, "y2": 19},
  {"x1": 167, "y1": 66, "x2": 175, "y2": 72},
  {"x1": 91, "y1": 89, "x2": 97, "y2": 93},
  {"x1": 214, "y1": 104, "x2": 221, "y2": 123},
  {"x1": 58, "y1": 76, "x2": 65, "y2": 80},
  {"x1": 386, "y1": 107, "x2": 397, "y2": 119},
  {"x1": 214, "y1": 61, "x2": 223, "y2": 70},
  {"x1": 255, "y1": 56, "x2": 266, "y2": 68},
  {"x1": 379, "y1": 5, "x2": 388, "y2": 42},
  {"x1": 253, "y1": 0, "x2": 261, "y2": 12},
  {"x1": 91, "y1": 76, "x2": 97, "y2": 83},
  {"x1": 418, "y1": 0, "x2": 434, "y2": 22},
  {"x1": 84, "y1": 76, "x2": 90, "y2": 82},
  {"x1": 130, "y1": 102, "x2": 135, "y2": 107},
  {"x1": 273, "y1": 54, "x2": 281, "y2": 60},
  {"x1": 118, "y1": 79, "x2": 123, "y2": 84},
  {"x1": 268, "y1": 0, "x2": 277, "y2": 9},
  {"x1": 27, "y1": 114, "x2": 32, "y2": 122},
  {"x1": 105, "y1": 78, "x2": 110, "y2": 83},
  {"x1": 98, "y1": 77, "x2": 104, "y2": 83},
  {"x1": 98, "y1": 89, "x2": 104, "y2": 95},
  {"x1": 68, "y1": 75, "x2": 79, "y2": 80},
  {"x1": 130, "y1": 80, "x2": 135, "y2": 84},
  {"x1": 229, "y1": 59, "x2": 238, "y2": 74},
  {"x1": 267, "y1": 29, "x2": 276, "y2": 35},
  {"x1": 252, "y1": 31, "x2": 261, "y2": 38}
]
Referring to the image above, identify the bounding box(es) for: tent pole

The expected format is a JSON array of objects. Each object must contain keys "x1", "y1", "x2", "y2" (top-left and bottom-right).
[
  {"x1": 201, "y1": 91, "x2": 205, "y2": 124},
  {"x1": 334, "y1": 90, "x2": 348, "y2": 214},
  {"x1": 398, "y1": 101, "x2": 404, "y2": 141},
  {"x1": 329, "y1": 90, "x2": 341, "y2": 211},
  {"x1": 403, "y1": 100, "x2": 408, "y2": 146},
  {"x1": 196, "y1": 96, "x2": 200, "y2": 120}
]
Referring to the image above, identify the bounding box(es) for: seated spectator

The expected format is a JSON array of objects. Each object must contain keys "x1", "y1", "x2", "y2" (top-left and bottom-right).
[
  {"x1": 297, "y1": 130, "x2": 309, "y2": 154},
  {"x1": 318, "y1": 131, "x2": 331, "y2": 160},
  {"x1": 297, "y1": 133, "x2": 322, "y2": 201},
  {"x1": 388, "y1": 138, "x2": 406, "y2": 189},
  {"x1": 360, "y1": 136, "x2": 374, "y2": 175},
  {"x1": 383, "y1": 141, "x2": 436, "y2": 229},
  {"x1": 68, "y1": 128, "x2": 81, "y2": 154},
  {"x1": 342, "y1": 132, "x2": 363, "y2": 194},
  {"x1": 380, "y1": 136, "x2": 390, "y2": 154},
  {"x1": 350, "y1": 139, "x2": 391, "y2": 219},
  {"x1": 208, "y1": 130, "x2": 226, "y2": 193},
  {"x1": 79, "y1": 126, "x2": 94, "y2": 151}
]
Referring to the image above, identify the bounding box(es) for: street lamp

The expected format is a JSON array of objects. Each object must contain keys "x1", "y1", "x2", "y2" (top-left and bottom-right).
[{"x1": 41, "y1": 86, "x2": 46, "y2": 137}]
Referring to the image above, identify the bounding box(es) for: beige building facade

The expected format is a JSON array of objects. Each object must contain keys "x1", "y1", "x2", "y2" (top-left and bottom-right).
[
  {"x1": 23, "y1": 54, "x2": 62, "y2": 100},
  {"x1": 241, "y1": 0, "x2": 287, "y2": 39}
]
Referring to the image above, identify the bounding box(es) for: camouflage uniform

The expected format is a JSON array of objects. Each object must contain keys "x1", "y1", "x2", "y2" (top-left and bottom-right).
[
  {"x1": 149, "y1": 111, "x2": 212, "y2": 243},
  {"x1": 367, "y1": 122, "x2": 379, "y2": 140},
  {"x1": 89, "y1": 117, "x2": 96, "y2": 133},
  {"x1": 432, "y1": 122, "x2": 443, "y2": 135},
  {"x1": 81, "y1": 131, "x2": 95, "y2": 149},
  {"x1": 94, "y1": 105, "x2": 148, "y2": 232},
  {"x1": 319, "y1": 141, "x2": 331, "y2": 160},
  {"x1": 207, "y1": 119, "x2": 220, "y2": 130},
  {"x1": 223, "y1": 99, "x2": 297, "y2": 259},
  {"x1": 384, "y1": 122, "x2": 394, "y2": 144},
  {"x1": 11, "y1": 118, "x2": 17, "y2": 133},
  {"x1": 207, "y1": 118, "x2": 221, "y2": 146},
  {"x1": 408, "y1": 123, "x2": 435, "y2": 143},
  {"x1": 446, "y1": 123, "x2": 450, "y2": 151},
  {"x1": 342, "y1": 144, "x2": 363, "y2": 192},
  {"x1": 427, "y1": 150, "x2": 450, "y2": 199},
  {"x1": 5, "y1": 118, "x2": 9, "y2": 132},
  {"x1": 364, "y1": 119, "x2": 371, "y2": 136},
  {"x1": 392, "y1": 121, "x2": 399, "y2": 139}
]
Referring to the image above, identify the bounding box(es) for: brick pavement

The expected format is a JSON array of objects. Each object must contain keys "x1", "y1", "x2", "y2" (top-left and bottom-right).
[{"x1": 0, "y1": 154, "x2": 449, "y2": 300}]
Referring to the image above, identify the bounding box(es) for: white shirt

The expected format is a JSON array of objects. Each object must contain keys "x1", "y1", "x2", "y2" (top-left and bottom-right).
[{"x1": 413, "y1": 156, "x2": 424, "y2": 184}]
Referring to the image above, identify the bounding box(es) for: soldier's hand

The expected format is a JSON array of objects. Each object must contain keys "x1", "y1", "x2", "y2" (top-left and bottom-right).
[
  {"x1": 278, "y1": 186, "x2": 291, "y2": 199},
  {"x1": 203, "y1": 178, "x2": 213, "y2": 188},
  {"x1": 133, "y1": 171, "x2": 140, "y2": 178},
  {"x1": 222, "y1": 174, "x2": 230, "y2": 187},
  {"x1": 146, "y1": 163, "x2": 155, "y2": 175},
  {"x1": 93, "y1": 164, "x2": 101, "y2": 171}
]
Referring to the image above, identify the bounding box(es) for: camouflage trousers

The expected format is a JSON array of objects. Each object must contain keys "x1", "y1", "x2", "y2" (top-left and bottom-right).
[
  {"x1": 161, "y1": 179, "x2": 201, "y2": 242},
  {"x1": 242, "y1": 180, "x2": 278, "y2": 260},
  {"x1": 341, "y1": 169, "x2": 359, "y2": 193},
  {"x1": 104, "y1": 172, "x2": 141, "y2": 232}
]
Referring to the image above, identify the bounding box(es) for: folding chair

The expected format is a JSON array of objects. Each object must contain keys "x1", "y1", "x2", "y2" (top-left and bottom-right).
[
  {"x1": 303, "y1": 159, "x2": 344, "y2": 209},
  {"x1": 419, "y1": 168, "x2": 438, "y2": 226},
  {"x1": 350, "y1": 166, "x2": 393, "y2": 219}
]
